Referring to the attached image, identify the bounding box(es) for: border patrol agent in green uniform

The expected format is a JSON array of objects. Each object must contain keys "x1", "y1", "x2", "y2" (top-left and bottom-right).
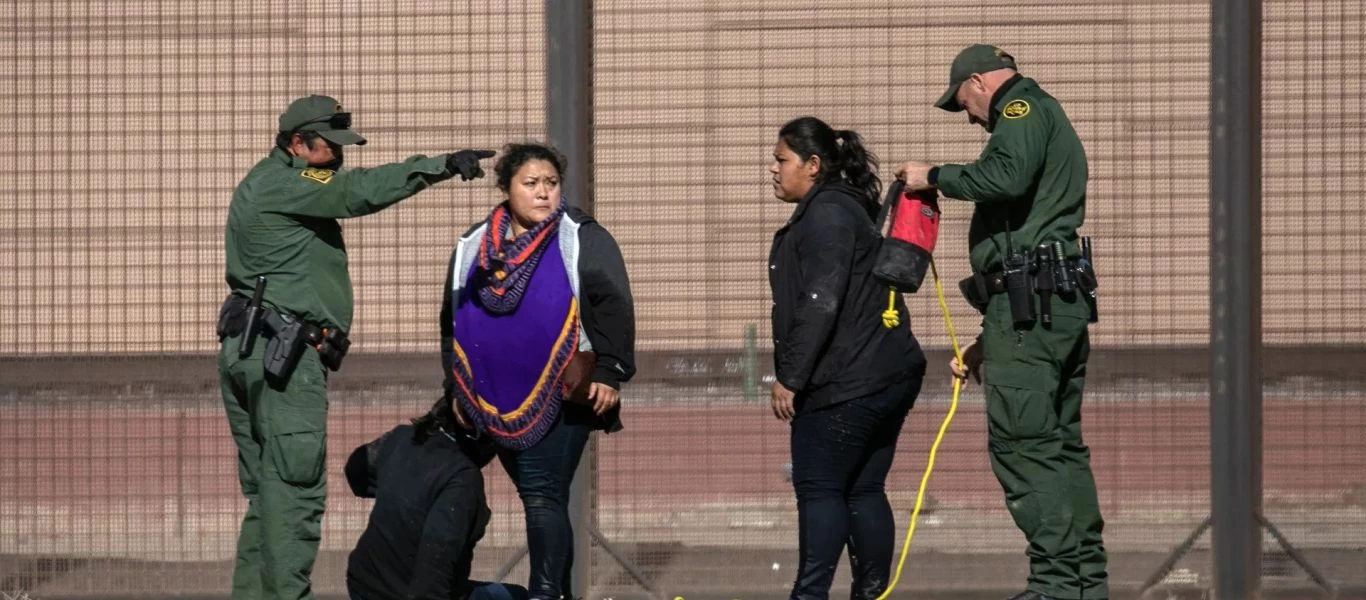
[
  {"x1": 898, "y1": 46, "x2": 1109, "y2": 600},
  {"x1": 216, "y1": 94, "x2": 495, "y2": 600}
]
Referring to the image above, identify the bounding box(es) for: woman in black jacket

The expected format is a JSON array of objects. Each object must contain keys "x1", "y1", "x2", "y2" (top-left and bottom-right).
[
  {"x1": 767, "y1": 116, "x2": 927, "y2": 600},
  {"x1": 344, "y1": 397, "x2": 529, "y2": 600}
]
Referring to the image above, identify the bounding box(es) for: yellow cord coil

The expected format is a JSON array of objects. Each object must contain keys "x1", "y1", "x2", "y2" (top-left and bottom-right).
[{"x1": 882, "y1": 288, "x2": 902, "y2": 328}]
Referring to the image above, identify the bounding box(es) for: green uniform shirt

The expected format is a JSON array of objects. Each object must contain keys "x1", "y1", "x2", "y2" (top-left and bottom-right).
[
  {"x1": 224, "y1": 148, "x2": 451, "y2": 331},
  {"x1": 935, "y1": 76, "x2": 1088, "y2": 275}
]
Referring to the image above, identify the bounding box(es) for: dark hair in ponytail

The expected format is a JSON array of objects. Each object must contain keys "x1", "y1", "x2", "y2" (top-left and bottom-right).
[{"x1": 778, "y1": 116, "x2": 882, "y2": 218}]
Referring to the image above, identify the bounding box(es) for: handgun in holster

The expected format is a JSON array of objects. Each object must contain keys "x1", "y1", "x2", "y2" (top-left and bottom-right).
[
  {"x1": 261, "y1": 311, "x2": 317, "y2": 381},
  {"x1": 226, "y1": 275, "x2": 307, "y2": 380}
]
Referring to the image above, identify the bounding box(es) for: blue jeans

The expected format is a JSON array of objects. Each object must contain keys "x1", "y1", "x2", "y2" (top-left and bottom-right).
[
  {"x1": 348, "y1": 580, "x2": 526, "y2": 600},
  {"x1": 788, "y1": 373, "x2": 923, "y2": 600},
  {"x1": 470, "y1": 581, "x2": 530, "y2": 600},
  {"x1": 497, "y1": 405, "x2": 593, "y2": 599}
]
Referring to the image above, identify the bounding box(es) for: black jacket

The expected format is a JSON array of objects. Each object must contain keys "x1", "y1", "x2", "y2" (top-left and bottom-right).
[
  {"x1": 440, "y1": 206, "x2": 635, "y2": 432},
  {"x1": 345, "y1": 425, "x2": 494, "y2": 600},
  {"x1": 768, "y1": 182, "x2": 926, "y2": 412}
]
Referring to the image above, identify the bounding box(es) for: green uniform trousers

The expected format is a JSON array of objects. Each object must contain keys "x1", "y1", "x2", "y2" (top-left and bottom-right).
[
  {"x1": 218, "y1": 332, "x2": 329, "y2": 600},
  {"x1": 980, "y1": 292, "x2": 1109, "y2": 599}
]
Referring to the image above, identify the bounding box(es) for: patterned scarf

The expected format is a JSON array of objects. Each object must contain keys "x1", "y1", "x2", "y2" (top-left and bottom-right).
[{"x1": 475, "y1": 201, "x2": 567, "y2": 315}]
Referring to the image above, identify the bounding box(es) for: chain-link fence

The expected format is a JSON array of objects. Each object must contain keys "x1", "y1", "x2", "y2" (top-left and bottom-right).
[{"x1": 1, "y1": 1, "x2": 1363, "y2": 598}]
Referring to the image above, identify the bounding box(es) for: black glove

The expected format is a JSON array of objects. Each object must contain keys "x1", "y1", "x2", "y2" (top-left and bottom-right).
[{"x1": 446, "y1": 149, "x2": 496, "y2": 181}]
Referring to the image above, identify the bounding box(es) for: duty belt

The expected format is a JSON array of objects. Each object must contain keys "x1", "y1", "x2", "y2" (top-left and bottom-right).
[
  {"x1": 960, "y1": 261, "x2": 1087, "y2": 294},
  {"x1": 216, "y1": 294, "x2": 350, "y2": 374},
  {"x1": 958, "y1": 252, "x2": 1098, "y2": 325}
]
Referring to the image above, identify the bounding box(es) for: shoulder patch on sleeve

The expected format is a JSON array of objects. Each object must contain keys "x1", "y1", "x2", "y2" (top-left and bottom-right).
[
  {"x1": 1002, "y1": 99, "x2": 1031, "y2": 120},
  {"x1": 300, "y1": 168, "x2": 334, "y2": 184}
]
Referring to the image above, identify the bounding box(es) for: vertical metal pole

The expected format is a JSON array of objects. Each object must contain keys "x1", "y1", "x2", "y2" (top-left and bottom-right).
[
  {"x1": 547, "y1": 2, "x2": 594, "y2": 598},
  {"x1": 567, "y1": 435, "x2": 595, "y2": 600},
  {"x1": 547, "y1": 0, "x2": 594, "y2": 215},
  {"x1": 1209, "y1": 0, "x2": 1263, "y2": 598},
  {"x1": 742, "y1": 323, "x2": 758, "y2": 403}
]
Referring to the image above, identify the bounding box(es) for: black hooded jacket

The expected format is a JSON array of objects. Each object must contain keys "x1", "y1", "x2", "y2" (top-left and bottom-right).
[
  {"x1": 768, "y1": 181, "x2": 926, "y2": 412},
  {"x1": 345, "y1": 424, "x2": 495, "y2": 600}
]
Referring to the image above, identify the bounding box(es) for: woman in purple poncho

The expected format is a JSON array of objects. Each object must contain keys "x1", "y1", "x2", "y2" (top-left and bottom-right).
[{"x1": 439, "y1": 142, "x2": 636, "y2": 600}]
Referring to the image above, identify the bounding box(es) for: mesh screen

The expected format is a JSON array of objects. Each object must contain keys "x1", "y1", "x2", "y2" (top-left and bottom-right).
[
  {"x1": 1258, "y1": 0, "x2": 1366, "y2": 593},
  {"x1": 0, "y1": 1, "x2": 546, "y2": 595},
  {"x1": 591, "y1": 1, "x2": 1217, "y2": 596},
  {"x1": 1, "y1": 0, "x2": 1363, "y2": 598}
]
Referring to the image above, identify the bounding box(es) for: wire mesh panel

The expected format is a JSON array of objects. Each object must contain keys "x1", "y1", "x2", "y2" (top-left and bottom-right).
[
  {"x1": 589, "y1": 0, "x2": 1349, "y2": 598},
  {"x1": 1, "y1": 1, "x2": 1364, "y2": 599},
  {"x1": 1258, "y1": 0, "x2": 1366, "y2": 593},
  {"x1": 0, "y1": 0, "x2": 544, "y2": 596}
]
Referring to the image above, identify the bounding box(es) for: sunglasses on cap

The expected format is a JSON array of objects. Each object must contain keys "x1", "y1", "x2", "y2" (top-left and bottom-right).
[{"x1": 294, "y1": 112, "x2": 352, "y2": 132}]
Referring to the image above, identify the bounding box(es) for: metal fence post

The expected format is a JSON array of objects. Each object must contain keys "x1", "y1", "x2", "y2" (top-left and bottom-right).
[
  {"x1": 1209, "y1": 0, "x2": 1263, "y2": 597},
  {"x1": 547, "y1": 2, "x2": 595, "y2": 597}
]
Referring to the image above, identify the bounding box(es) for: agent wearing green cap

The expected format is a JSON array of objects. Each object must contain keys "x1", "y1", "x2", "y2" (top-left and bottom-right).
[
  {"x1": 897, "y1": 46, "x2": 1108, "y2": 600},
  {"x1": 216, "y1": 94, "x2": 495, "y2": 600}
]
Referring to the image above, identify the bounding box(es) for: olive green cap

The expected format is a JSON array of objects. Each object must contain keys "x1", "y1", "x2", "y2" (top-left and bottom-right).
[
  {"x1": 278, "y1": 95, "x2": 366, "y2": 146},
  {"x1": 934, "y1": 44, "x2": 1018, "y2": 112}
]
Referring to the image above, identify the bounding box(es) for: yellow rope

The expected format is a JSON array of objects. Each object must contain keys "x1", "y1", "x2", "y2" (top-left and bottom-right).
[
  {"x1": 875, "y1": 257, "x2": 964, "y2": 600},
  {"x1": 882, "y1": 288, "x2": 901, "y2": 328}
]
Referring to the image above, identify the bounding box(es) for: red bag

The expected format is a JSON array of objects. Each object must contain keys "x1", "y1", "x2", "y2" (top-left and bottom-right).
[{"x1": 872, "y1": 180, "x2": 941, "y2": 293}]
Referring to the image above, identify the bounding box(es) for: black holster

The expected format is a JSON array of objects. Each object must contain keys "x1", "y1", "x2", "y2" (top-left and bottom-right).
[{"x1": 262, "y1": 312, "x2": 311, "y2": 381}]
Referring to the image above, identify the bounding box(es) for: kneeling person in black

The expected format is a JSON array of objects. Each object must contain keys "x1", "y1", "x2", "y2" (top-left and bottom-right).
[{"x1": 345, "y1": 399, "x2": 528, "y2": 600}]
